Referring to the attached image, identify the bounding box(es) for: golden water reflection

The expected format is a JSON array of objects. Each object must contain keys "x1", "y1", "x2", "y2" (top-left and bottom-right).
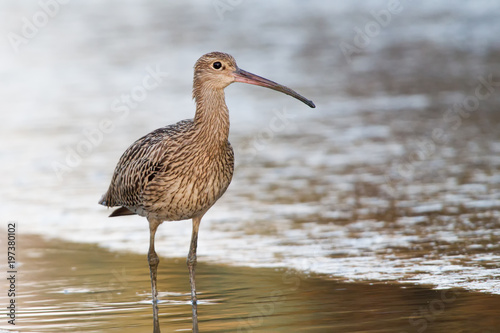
[{"x1": 13, "y1": 234, "x2": 500, "y2": 332}]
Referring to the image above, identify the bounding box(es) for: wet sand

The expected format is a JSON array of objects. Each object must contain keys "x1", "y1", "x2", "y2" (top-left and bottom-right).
[{"x1": 4, "y1": 234, "x2": 499, "y2": 332}]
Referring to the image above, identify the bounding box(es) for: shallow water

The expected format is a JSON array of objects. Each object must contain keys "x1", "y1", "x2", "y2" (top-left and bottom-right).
[
  {"x1": 6, "y1": 235, "x2": 500, "y2": 332},
  {"x1": 1, "y1": 0, "x2": 500, "y2": 331}
]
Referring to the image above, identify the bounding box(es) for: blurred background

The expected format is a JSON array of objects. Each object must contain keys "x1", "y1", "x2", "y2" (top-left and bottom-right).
[{"x1": 1, "y1": 0, "x2": 500, "y2": 332}]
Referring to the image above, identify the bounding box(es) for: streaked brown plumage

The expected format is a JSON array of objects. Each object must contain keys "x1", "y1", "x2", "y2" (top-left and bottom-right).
[{"x1": 98, "y1": 52, "x2": 314, "y2": 332}]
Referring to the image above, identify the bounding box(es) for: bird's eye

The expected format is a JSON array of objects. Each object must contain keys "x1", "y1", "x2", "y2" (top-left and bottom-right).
[{"x1": 212, "y1": 61, "x2": 222, "y2": 70}]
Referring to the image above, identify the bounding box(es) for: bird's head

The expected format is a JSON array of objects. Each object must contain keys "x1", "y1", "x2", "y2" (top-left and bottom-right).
[
  {"x1": 193, "y1": 52, "x2": 238, "y2": 92},
  {"x1": 193, "y1": 52, "x2": 315, "y2": 108}
]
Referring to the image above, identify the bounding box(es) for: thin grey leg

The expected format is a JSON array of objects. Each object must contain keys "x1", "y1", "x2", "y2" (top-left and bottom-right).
[
  {"x1": 148, "y1": 218, "x2": 162, "y2": 333},
  {"x1": 187, "y1": 215, "x2": 202, "y2": 333}
]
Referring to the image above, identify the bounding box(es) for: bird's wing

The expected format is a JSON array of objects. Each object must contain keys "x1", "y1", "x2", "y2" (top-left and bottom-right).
[{"x1": 99, "y1": 119, "x2": 194, "y2": 209}]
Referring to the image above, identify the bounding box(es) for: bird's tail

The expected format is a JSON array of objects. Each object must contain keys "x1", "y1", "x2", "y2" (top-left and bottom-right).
[
  {"x1": 109, "y1": 206, "x2": 136, "y2": 217},
  {"x1": 98, "y1": 191, "x2": 137, "y2": 217}
]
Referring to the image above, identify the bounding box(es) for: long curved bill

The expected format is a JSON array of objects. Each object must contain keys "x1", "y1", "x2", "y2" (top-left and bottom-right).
[{"x1": 233, "y1": 68, "x2": 315, "y2": 108}]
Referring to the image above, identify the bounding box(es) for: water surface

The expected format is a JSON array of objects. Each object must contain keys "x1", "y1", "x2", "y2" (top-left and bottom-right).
[
  {"x1": 1, "y1": 1, "x2": 500, "y2": 331},
  {"x1": 6, "y1": 235, "x2": 500, "y2": 332}
]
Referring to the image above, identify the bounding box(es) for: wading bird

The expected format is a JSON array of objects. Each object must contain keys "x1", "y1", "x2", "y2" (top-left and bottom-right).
[{"x1": 99, "y1": 52, "x2": 315, "y2": 332}]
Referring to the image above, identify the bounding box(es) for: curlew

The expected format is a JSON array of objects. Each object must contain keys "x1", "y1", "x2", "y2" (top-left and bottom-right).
[{"x1": 99, "y1": 52, "x2": 315, "y2": 332}]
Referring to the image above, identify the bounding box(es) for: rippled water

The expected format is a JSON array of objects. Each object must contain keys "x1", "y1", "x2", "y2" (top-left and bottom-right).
[
  {"x1": 1, "y1": 0, "x2": 500, "y2": 331},
  {"x1": 8, "y1": 235, "x2": 500, "y2": 332}
]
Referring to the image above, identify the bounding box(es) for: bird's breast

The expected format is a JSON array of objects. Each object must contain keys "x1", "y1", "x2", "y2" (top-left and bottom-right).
[{"x1": 143, "y1": 142, "x2": 234, "y2": 221}]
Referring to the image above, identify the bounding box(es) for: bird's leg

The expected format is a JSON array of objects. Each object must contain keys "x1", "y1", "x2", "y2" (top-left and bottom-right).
[
  {"x1": 187, "y1": 215, "x2": 202, "y2": 333},
  {"x1": 148, "y1": 218, "x2": 162, "y2": 333}
]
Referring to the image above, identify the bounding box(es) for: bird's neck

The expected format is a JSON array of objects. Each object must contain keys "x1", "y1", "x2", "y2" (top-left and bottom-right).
[{"x1": 193, "y1": 88, "x2": 230, "y2": 144}]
